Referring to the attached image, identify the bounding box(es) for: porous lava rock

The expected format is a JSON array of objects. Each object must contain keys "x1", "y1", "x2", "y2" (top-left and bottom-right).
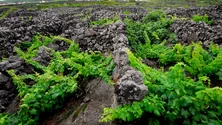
[{"x1": 166, "y1": 5, "x2": 222, "y2": 47}]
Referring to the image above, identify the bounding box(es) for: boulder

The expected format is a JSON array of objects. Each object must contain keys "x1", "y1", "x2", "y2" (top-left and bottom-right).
[
  {"x1": 112, "y1": 33, "x2": 148, "y2": 105},
  {"x1": 0, "y1": 61, "x2": 9, "y2": 71}
]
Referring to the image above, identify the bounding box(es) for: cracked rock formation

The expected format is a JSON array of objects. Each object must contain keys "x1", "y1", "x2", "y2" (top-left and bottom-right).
[{"x1": 112, "y1": 32, "x2": 148, "y2": 105}]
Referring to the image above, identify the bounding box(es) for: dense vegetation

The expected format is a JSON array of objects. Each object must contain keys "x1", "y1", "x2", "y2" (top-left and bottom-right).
[
  {"x1": 124, "y1": 10, "x2": 178, "y2": 51},
  {"x1": 101, "y1": 50, "x2": 222, "y2": 124},
  {"x1": 0, "y1": 35, "x2": 114, "y2": 125},
  {"x1": 124, "y1": 11, "x2": 222, "y2": 79},
  {"x1": 101, "y1": 11, "x2": 222, "y2": 124}
]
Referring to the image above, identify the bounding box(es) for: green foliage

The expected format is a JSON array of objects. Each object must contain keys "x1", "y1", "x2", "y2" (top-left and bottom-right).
[
  {"x1": 209, "y1": 42, "x2": 220, "y2": 56},
  {"x1": 15, "y1": 41, "x2": 32, "y2": 51},
  {"x1": 122, "y1": 10, "x2": 131, "y2": 15},
  {"x1": 20, "y1": 16, "x2": 33, "y2": 22},
  {"x1": 101, "y1": 51, "x2": 222, "y2": 124},
  {"x1": 0, "y1": 35, "x2": 114, "y2": 125},
  {"x1": 142, "y1": 10, "x2": 166, "y2": 22},
  {"x1": 192, "y1": 14, "x2": 214, "y2": 25},
  {"x1": 136, "y1": 38, "x2": 222, "y2": 78},
  {"x1": 216, "y1": 68, "x2": 222, "y2": 80},
  {"x1": 90, "y1": 15, "x2": 119, "y2": 26},
  {"x1": 124, "y1": 10, "x2": 177, "y2": 51},
  {"x1": 135, "y1": 26, "x2": 222, "y2": 78},
  {"x1": 114, "y1": 12, "x2": 221, "y2": 124}
]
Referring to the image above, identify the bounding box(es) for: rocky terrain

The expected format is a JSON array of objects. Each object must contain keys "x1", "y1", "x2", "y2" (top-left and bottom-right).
[
  {"x1": 0, "y1": 5, "x2": 149, "y2": 125},
  {"x1": 0, "y1": 3, "x2": 222, "y2": 125},
  {"x1": 166, "y1": 5, "x2": 222, "y2": 48}
]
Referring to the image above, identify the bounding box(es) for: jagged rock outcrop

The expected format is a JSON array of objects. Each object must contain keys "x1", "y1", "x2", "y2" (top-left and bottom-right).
[
  {"x1": 32, "y1": 46, "x2": 51, "y2": 66},
  {"x1": 112, "y1": 33, "x2": 148, "y2": 105},
  {"x1": 89, "y1": 6, "x2": 147, "y2": 21}
]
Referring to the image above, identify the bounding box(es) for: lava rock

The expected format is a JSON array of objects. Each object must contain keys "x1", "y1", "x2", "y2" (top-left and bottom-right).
[
  {"x1": 0, "y1": 90, "x2": 9, "y2": 98},
  {"x1": 0, "y1": 61, "x2": 9, "y2": 71},
  {"x1": 170, "y1": 20, "x2": 222, "y2": 47},
  {"x1": 8, "y1": 56, "x2": 20, "y2": 63},
  {"x1": 32, "y1": 46, "x2": 51, "y2": 66},
  {"x1": 0, "y1": 72, "x2": 9, "y2": 83},
  {"x1": 115, "y1": 80, "x2": 148, "y2": 105},
  {"x1": 112, "y1": 33, "x2": 148, "y2": 105},
  {"x1": 6, "y1": 60, "x2": 23, "y2": 69}
]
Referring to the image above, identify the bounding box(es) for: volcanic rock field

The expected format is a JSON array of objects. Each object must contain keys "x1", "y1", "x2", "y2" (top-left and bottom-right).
[{"x1": 0, "y1": 2, "x2": 222, "y2": 125}]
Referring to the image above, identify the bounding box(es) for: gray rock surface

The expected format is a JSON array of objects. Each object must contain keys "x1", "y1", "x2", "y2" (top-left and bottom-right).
[
  {"x1": 0, "y1": 61, "x2": 9, "y2": 71},
  {"x1": 170, "y1": 20, "x2": 222, "y2": 47},
  {"x1": 6, "y1": 60, "x2": 23, "y2": 69},
  {"x1": 166, "y1": 5, "x2": 222, "y2": 47},
  {"x1": 32, "y1": 46, "x2": 51, "y2": 66},
  {"x1": 166, "y1": 5, "x2": 222, "y2": 25},
  {"x1": 0, "y1": 6, "x2": 147, "y2": 58},
  {"x1": 0, "y1": 56, "x2": 31, "y2": 113},
  {"x1": 58, "y1": 78, "x2": 115, "y2": 125},
  {"x1": 0, "y1": 72, "x2": 9, "y2": 83},
  {"x1": 74, "y1": 21, "x2": 126, "y2": 53},
  {"x1": 0, "y1": 90, "x2": 9, "y2": 98},
  {"x1": 112, "y1": 33, "x2": 148, "y2": 105}
]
